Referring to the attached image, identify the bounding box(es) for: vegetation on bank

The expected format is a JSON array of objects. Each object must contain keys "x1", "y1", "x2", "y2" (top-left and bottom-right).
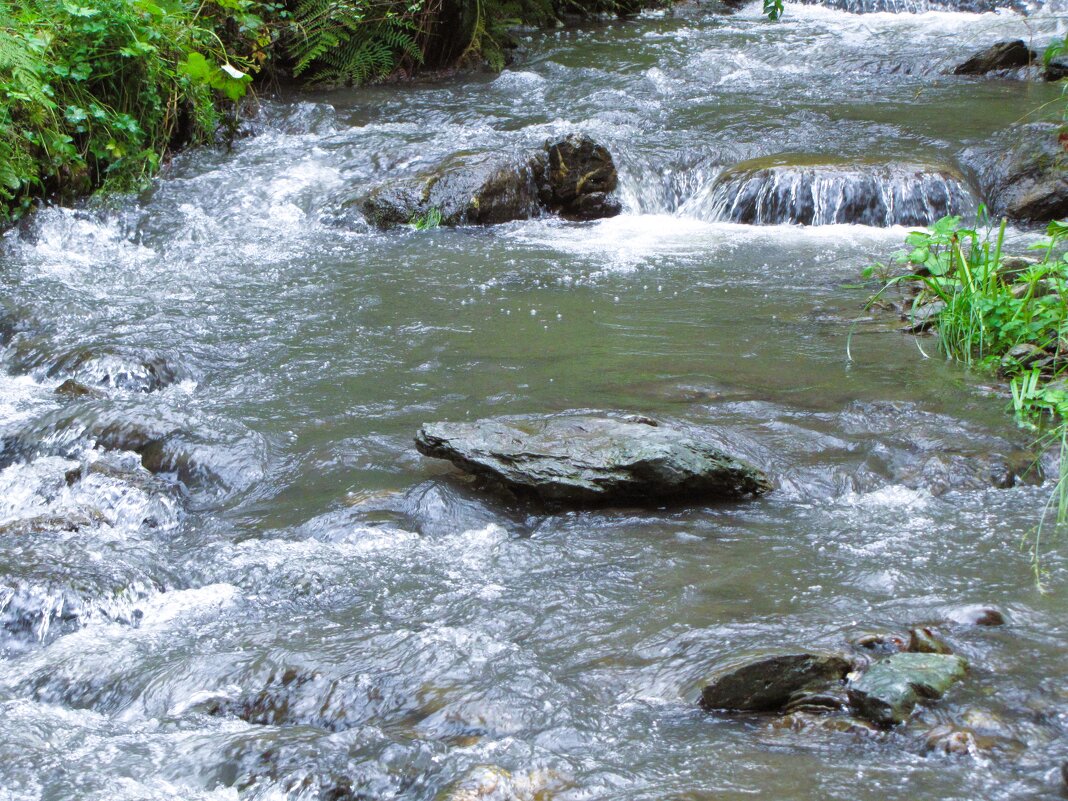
[
  {"x1": 0, "y1": 0, "x2": 651, "y2": 223},
  {"x1": 865, "y1": 214, "x2": 1068, "y2": 584}
]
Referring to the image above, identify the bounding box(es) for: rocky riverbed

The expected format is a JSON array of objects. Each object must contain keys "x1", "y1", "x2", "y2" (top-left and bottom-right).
[{"x1": 2, "y1": 0, "x2": 1068, "y2": 799}]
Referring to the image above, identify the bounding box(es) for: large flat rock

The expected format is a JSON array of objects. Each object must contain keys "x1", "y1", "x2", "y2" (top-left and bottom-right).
[{"x1": 414, "y1": 414, "x2": 770, "y2": 505}]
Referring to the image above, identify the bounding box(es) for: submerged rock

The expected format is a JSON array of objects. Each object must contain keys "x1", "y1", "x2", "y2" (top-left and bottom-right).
[
  {"x1": 414, "y1": 414, "x2": 770, "y2": 506},
  {"x1": 361, "y1": 133, "x2": 621, "y2": 228},
  {"x1": 953, "y1": 40, "x2": 1035, "y2": 75},
  {"x1": 848, "y1": 652, "x2": 968, "y2": 726},
  {"x1": 441, "y1": 766, "x2": 566, "y2": 801},
  {"x1": 922, "y1": 723, "x2": 1024, "y2": 757},
  {"x1": 699, "y1": 652, "x2": 852, "y2": 713},
  {"x1": 54, "y1": 379, "x2": 103, "y2": 399},
  {"x1": 703, "y1": 156, "x2": 973, "y2": 226}
]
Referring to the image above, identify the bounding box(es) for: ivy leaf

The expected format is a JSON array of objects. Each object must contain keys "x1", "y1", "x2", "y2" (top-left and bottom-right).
[{"x1": 62, "y1": 2, "x2": 100, "y2": 16}]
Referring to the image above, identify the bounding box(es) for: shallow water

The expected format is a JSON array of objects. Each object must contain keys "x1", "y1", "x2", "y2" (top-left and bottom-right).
[{"x1": 1, "y1": 2, "x2": 1068, "y2": 799}]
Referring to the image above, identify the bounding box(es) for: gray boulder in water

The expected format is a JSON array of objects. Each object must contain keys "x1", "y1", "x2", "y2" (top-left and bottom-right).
[
  {"x1": 699, "y1": 652, "x2": 853, "y2": 712},
  {"x1": 414, "y1": 414, "x2": 770, "y2": 505},
  {"x1": 362, "y1": 151, "x2": 545, "y2": 228},
  {"x1": 962, "y1": 124, "x2": 1068, "y2": 223},
  {"x1": 704, "y1": 156, "x2": 973, "y2": 226},
  {"x1": 362, "y1": 133, "x2": 621, "y2": 228},
  {"x1": 848, "y1": 652, "x2": 968, "y2": 726},
  {"x1": 953, "y1": 40, "x2": 1036, "y2": 75}
]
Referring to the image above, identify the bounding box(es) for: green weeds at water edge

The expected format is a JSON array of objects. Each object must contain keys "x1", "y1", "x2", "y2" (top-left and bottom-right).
[
  {"x1": 410, "y1": 207, "x2": 443, "y2": 229},
  {"x1": 861, "y1": 214, "x2": 1068, "y2": 589}
]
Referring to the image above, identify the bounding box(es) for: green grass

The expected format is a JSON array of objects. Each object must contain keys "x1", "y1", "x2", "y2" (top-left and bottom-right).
[
  {"x1": 409, "y1": 206, "x2": 443, "y2": 229},
  {"x1": 864, "y1": 213, "x2": 1068, "y2": 588}
]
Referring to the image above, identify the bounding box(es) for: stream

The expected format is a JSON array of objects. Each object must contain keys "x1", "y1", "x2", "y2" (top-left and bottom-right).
[{"x1": 2, "y1": 1, "x2": 1068, "y2": 799}]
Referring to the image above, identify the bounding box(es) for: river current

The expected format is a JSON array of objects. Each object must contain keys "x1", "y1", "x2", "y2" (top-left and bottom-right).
[{"x1": 1, "y1": 2, "x2": 1067, "y2": 799}]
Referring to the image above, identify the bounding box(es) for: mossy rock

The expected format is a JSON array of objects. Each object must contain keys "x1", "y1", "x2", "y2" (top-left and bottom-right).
[{"x1": 848, "y1": 652, "x2": 967, "y2": 726}]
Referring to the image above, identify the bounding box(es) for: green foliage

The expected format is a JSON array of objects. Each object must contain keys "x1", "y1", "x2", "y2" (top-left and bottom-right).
[
  {"x1": 763, "y1": 0, "x2": 784, "y2": 20},
  {"x1": 0, "y1": 0, "x2": 280, "y2": 221},
  {"x1": 287, "y1": 0, "x2": 425, "y2": 85},
  {"x1": 410, "y1": 206, "x2": 442, "y2": 229}
]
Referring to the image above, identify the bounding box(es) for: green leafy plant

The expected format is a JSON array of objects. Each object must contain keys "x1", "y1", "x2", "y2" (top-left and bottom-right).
[
  {"x1": 410, "y1": 206, "x2": 442, "y2": 229},
  {"x1": 0, "y1": 0, "x2": 279, "y2": 221},
  {"x1": 763, "y1": 0, "x2": 784, "y2": 20}
]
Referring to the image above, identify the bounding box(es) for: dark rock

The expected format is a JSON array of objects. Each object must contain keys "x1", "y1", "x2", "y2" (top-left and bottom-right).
[
  {"x1": 851, "y1": 631, "x2": 908, "y2": 654},
  {"x1": 1061, "y1": 761, "x2": 1067, "y2": 788},
  {"x1": 1044, "y1": 55, "x2": 1068, "y2": 81},
  {"x1": 908, "y1": 627, "x2": 953, "y2": 655},
  {"x1": 415, "y1": 414, "x2": 770, "y2": 506},
  {"x1": 54, "y1": 379, "x2": 103, "y2": 399},
  {"x1": 699, "y1": 652, "x2": 852, "y2": 713},
  {"x1": 362, "y1": 150, "x2": 546, "y2": 228},
  {"x1": 848, "y1": 652, "x2": 968, "y2": 726},
  {"x1": 962, "y1": 125, "x2": 1068, "y2": 223},
  {"x1": 361, "y1": 133, "x2": 621, "y2": 229},
  {"x1": 542, "y1": 134, "x2": 621, "y2": 220},
  {"x1": 946, "y1": 605, "x2": 1006, "y2": 627},
  {"x1": 1000, "y1": 342, "x2": 1051, "y2": 372},
  {"x1": 953, "y1": 40, "x2": 1035, "y2": 75}
]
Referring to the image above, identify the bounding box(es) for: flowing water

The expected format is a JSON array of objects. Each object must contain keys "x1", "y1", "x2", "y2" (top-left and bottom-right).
[{"x1": 2, "y1": 2, "x2": 1068, "y2": 799}]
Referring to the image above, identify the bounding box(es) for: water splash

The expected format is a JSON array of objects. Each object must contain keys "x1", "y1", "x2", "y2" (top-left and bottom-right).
[{"x1": 685, "y1": 159, "x2": 975, "y2": 226}]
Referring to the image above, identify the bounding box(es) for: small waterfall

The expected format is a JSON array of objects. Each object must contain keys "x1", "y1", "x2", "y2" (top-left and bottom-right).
[{"x1": 687, "y1": 159, "x2": 975, "y2": 226}]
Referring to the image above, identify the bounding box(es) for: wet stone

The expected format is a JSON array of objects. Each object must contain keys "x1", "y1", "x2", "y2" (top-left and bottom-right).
[
  {"x1": 946, "y1": 605, "x2": 1006, "y2": 627},
  {"x1": 699, "y1": 652, "x2": 852, "y2": 713},
  {"x1": 922, "y1": 723, "x2": 1024, "y2": 757},
  {"x1": 361, "y1": 133, "x2": 621, "y2": 229},
  {"x1": 908, "y1": 627, "x2": 953, "y2": 655},
  {"x1": 851, "y1": 631, "x2": 909, "y2": 655},
  {"x1": 962, "y1": 124, "x2": 1068, "y2": 223},
  {"x1": 415, "y1": 414, "x2": 770, "y2": 506},
  {"x1": 953, "y1": 40, "x2": 1035, "y2": 75},
  {"x1": 848, "y1": 652, "x2": 968, "y2": 726},
  {"x1": 769, "y1": 712, "x2": 883, "y2": 738},
  {"x1": 1046, "y1": 55, "x2": 1068, "y2": 81}
]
